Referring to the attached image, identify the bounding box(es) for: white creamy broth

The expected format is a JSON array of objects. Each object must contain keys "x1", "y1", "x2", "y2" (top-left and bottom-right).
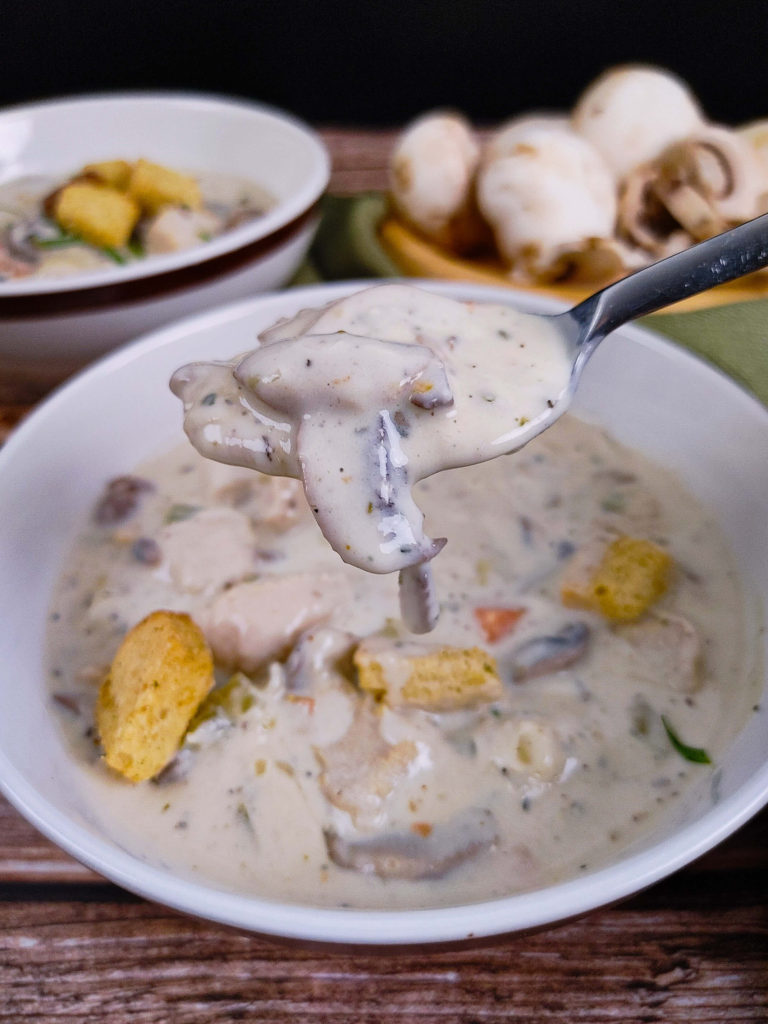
[
  {"x1": 46, "y1": 415, "x2": 759, "y2": 909},
  {"x1": 170, "y1": 285, "x2": 572, "y2": 629},
  {"x1": 0, "y1": 171, "x2": 273, "y2": 281}
]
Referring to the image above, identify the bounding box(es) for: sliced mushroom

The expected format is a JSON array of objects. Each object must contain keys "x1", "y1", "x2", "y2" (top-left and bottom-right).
[
  {"x1": 572, "y1": 65, "x2": 704, "y2": 179},
  {"x1": 547, "y1": 235, "x2": 649, "y2": 283},
  {"x1": 620, "y1": 126, "x2": 764, "y2": 252},
  {"x1": 652, "y1": 126, "x2": 764, "y2": 239},
  {"x1": 324, "y1": 806, "x2": 498, "y2": 880},
  {"x1": 511, "y1": 622, "x2": 590, "y2": 682},
  {"x1": 389, "y1": 111, "x2": 490, "y2": 253},
  {"x1": 618, "y1": 162, "x2": 692, "y2": 258},
  {"x1": 476, "y1": 127, "x2": 617, "y2": 282},
  {"x1": 92, "y1": 476, "x2": 155, "y2": 525}
]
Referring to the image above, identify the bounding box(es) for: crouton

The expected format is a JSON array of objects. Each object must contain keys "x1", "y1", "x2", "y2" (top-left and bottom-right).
[
  {"x1": 82, "y1": 159, "x2": 134, "y2": 190},
  {"x1": 54, "y1": 182, "x2": 140, "y2": 248},
  {"x1": 128, "y1": 158, "x2": 201, "y2": 214},
  {"x1": 354, "y1": 638, "x2": 503, "y2": 711},
  {"x1": 561, "y1": 534, "x2": 672, "y2": 622},
  {"x1": 96, "y1": 610, "x2": 214, "y2": 782}
]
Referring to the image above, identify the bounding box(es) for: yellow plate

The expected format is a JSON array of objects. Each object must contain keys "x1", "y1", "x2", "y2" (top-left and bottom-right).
[{"x1": 379, "y1": 217, "x2": 768, "y2": 315}]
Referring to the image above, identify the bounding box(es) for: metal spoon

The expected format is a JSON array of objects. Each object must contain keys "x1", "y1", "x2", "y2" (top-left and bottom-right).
[
  {"x1": 402, "y1": 213, "x2": 768, "y2": 634},
  {"x1": 550, "y1": 211, "x2": 768, "y2": 412}
]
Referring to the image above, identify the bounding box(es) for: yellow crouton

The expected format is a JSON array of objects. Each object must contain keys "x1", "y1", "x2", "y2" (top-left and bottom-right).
[
  {"x1": 354, "y1": 639, "x2": 503, "y2": 711},
  {"x1": 128, "y1": 158, "x2": 201, "y2": 214},
  {"x1": 82, "y1": 159, "x2": 134, "y2": 190},
  {"x1": 96, "y1": 610, "x2": 214, "y2": 782},
  {"x1": 54, "y1": 182, "x2": 140, "y2": 248},
  {"x1": 561, "y1": 535, "x2": 672, "y2": 622}
]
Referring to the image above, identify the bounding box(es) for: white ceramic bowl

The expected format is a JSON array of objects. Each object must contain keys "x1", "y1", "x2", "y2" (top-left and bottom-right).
[
  {"x1": 0, "y1": 93, "x2": 329, "y2": 384},
  {"x1": 1, "y1": 281, "x2": 766, "y2": 946}
]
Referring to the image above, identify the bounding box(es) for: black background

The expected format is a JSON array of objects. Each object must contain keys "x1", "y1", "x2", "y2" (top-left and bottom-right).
[{"x1": 1, "y1": 0, "x2": 766, "y2": 127}]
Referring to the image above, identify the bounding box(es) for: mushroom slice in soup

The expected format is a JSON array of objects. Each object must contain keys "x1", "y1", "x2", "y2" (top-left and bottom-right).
[
  {"x1": 324, "y1": 806, "x2": 498, "y2": 880},
  {"x1": 511, "y1": 622, "x2": 591, "y2": 682}
]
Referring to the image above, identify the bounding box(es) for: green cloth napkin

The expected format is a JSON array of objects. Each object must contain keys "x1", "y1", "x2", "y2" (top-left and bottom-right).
[{"x1": 297, "y1": 194, "x2": 768, "y2": 407}]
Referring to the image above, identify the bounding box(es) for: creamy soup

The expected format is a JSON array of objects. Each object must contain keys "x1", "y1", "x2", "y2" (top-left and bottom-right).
[
  {"x1": 0, "y1": 169, "x2": 273, "y2": 281},
  {"x1": 46, "y1": 412, "x2": 759, "y2": 908},
  {"x1": 170, "y1": 285, "x2": 573, "y2": 630}
]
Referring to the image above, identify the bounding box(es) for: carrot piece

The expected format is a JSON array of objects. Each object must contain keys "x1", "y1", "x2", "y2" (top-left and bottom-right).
[
  {"x1": 411, "y1": 822, "x2": 433, "y2": 837},
  {"x1": 285, "y1": 694, "x2": 316, "y2": 713},
  {"x1": 474, "y1": 606, "x2": 526, "y2": 643}
]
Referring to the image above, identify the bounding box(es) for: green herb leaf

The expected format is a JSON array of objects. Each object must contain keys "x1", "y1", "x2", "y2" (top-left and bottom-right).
[
  {"x1": 102, "y1": 246, "x2": 127, "y2": 265},
  {"x1": 236, "y1": 802, "x2": 254, "y2": 831},
  {"x1": 127, "y1": 238, "x2": 145, "y2": 258},
  {"x1": 601, "y1": 492, "x2": 626, "y2": 513},
  {"x1": 164, "y1": 503, "x2": 201, "y2": 524},
  {"x1": 31, "y1": 232, "x2": 81, "y2": 249},
  {"x1": 662, "y1": 715, "x2": 712, "y2": 764}
]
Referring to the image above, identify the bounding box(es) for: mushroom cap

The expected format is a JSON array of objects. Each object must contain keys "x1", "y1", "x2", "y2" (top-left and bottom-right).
[
  {"x1": 389, "y1": 111, "x2": 481, "y2": 247},
  {"x1": 483, "y1": 113, "x2": 571, "y2": 164},
  {"x1": 476, "y1": 129, "x2": 617, "y2": 277},
  {"x1": 572, "y1": 65, "x2": 705, "y2": 179}
]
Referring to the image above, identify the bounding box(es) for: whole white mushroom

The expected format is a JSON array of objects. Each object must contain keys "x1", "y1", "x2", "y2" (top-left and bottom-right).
[
  {"x1": 389, "y1": 111, "x2": 488, "y2": 253},
  {"x1": 476, "y1": 125, "x2": 619, "y2": 281},
  {"x1": 572, "y1": 65, "x2": 705, "y2": 179},
  {"x1": 482, "y1": 113, "x2": 571, "y2": 164}
]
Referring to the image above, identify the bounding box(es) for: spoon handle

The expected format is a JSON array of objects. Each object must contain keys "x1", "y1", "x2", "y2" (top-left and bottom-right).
[{"x1": 573, "y1": 212, "x2": 768, "y2": 346}]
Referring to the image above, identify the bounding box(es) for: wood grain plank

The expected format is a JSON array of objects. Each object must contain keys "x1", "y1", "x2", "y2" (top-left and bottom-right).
[{"x1": 0, "y1": 880, "x2": 765, "y2": 1023}]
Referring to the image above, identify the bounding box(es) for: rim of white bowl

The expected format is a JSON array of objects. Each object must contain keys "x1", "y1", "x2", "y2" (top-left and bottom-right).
[
  {"x1": 0, "y1": 91, "x2": 330, "y2": 297},
  {"x1": 1, "y1": 279, "x2": 767, "y2": 945}
]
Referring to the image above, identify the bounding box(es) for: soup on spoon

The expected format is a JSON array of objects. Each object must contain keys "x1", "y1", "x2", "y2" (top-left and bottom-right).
[{"x1": 170, "y1": 284, "x2": 573, "y2": 631}]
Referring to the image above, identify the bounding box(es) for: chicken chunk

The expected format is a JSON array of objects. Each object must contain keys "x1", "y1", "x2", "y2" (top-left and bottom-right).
[
  {"x1": 159, "y1": 507, "x2": 257, "y2": 594},
  {"x1": 143, "y1": 207, "x2": 222, "y2": 254},
  {"x1": 201, "y1": 572, "x2": 350, "y2": 673},
  {"x1": 315, "y1": 703, "x2": 418, "y2": 826},
  {"x1": 614, "y1": 612, "x2": 702, "y2": 692}
]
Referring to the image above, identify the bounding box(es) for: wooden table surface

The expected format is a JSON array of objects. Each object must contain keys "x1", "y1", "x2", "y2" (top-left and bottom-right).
[{"x1": 1, "y1": 130, "x2": 766, "y2": 1022}]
